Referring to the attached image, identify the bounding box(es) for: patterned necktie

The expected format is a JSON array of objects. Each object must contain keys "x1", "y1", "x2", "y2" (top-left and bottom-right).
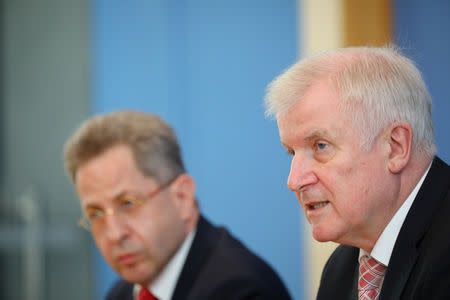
[
  {"x1": 138, "y1": 286, "x2": 158, "y2": 300},
  {"x1": 358, "y1": 255, "x2": 387, "y2": 300}
]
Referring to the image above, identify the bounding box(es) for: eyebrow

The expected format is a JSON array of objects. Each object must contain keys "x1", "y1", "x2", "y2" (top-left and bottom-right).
[
  {"x1": 81, "y1": 190, "x2": 131, "y2": 211},
  {"x1": 83, "y1": 202, "x2": 102, "y2": 211},
  {"x1": 281, "y1": 129, "x2": 335, "y2": 148},
  {"x1": 305, "y1": 129, "x2": 335, "y2": 142}
]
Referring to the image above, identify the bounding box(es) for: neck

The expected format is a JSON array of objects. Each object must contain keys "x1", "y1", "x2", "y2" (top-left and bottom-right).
[{"x1": 398, "y1": 153, "x2": 432, "y2": 204}]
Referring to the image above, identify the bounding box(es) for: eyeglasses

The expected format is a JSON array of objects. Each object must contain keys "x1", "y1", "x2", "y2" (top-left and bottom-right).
[{"x1": 78, "y1": 176, "x2": 178, "y2": 232}]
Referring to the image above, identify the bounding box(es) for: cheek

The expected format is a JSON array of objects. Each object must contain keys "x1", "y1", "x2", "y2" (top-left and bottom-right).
[
  {"x1": 338, "y1": 157, "x2": 374, "y2": 188},
  {"x1": 136, "y1": 214, "x2": 173, "y2": 254},
  {"x1": 329, "y1": 166, "x2": 370, "y2": 211},
  {"x1": 337, "y1": 170, "x2": 384, "y2": 215},
  {"x1": 94, "y1": 237, "x2": 115, "y2": 264},
  {"x1": 135, "y1": 220, "x2": 157, "y2": 248}
]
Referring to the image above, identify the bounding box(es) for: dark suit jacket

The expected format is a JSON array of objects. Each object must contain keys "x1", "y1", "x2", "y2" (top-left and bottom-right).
[
  {"x1": 317, "y1": 157, "x2": 450, "y2": 300},
  {"x1": 106, "y1": 216, "x2": 291, "y2": 300}
]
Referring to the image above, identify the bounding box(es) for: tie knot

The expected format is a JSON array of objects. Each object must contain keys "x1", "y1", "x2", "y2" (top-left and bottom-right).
[
  {"x1": 358, "y1": 255, "x2": 387, "y2": 300},
  {"x1": 138, "y1": 286, "x2": 158, "y2": 300}
]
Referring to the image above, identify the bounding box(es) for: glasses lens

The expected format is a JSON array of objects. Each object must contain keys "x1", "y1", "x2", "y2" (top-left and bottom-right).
[{"x1": 78, "y1": 215, "x2": 91, "y2": 231}]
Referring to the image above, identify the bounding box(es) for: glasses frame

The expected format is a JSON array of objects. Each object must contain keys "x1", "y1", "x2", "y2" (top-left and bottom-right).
[{"x1": 78, "y1": 176, "x2": 178, "y2": 232}]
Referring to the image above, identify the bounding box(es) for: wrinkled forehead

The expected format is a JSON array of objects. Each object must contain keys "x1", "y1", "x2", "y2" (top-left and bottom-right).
[{"x1": 276, "y1": 87, "x2": 361, "y2": 146}]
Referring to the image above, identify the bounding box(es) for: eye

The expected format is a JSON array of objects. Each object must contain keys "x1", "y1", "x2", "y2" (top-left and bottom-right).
[
  {"x1": 285, "y1": 148, "x2": 295, "y2": 156},
  {"x1": 316, "y1": 142, "x2": 328, "y2": 151},
  {"x1": 313, "y1": 140, "x2": 335, "y2": 162},
  {"x1": 118, "y1": 197, "x2": 138, "y2": 208},
  {"x1": 86, "y1": 208, "x2": 104, "y2": 220}
]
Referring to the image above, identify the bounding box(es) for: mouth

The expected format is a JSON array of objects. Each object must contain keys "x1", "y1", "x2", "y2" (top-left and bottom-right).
[
  {"x1": 307, "y1": 201, "x2": 329, "y2": 210},
  {"x1": 117, "y1": 253, "x2": 139, "y2": 265}
]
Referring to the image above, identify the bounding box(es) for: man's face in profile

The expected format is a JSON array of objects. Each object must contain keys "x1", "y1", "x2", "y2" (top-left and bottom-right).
[
  {"x1": 277, "y1": 79, "x2": 395, "y2": 249},
  {"x1": 75, "y1": 144, "x2": 187, "y2": 285}
]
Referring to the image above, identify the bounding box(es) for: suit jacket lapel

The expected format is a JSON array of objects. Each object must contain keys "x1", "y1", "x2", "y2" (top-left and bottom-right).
[
  {"x1": 380, "y1": 157, "x2": 447, "y2": 299},
  {"x1": 317, "y1": 245, "x2": 359, "y2": 300},
  {"x1": 171, "y1": 216, "x2": 217, "y2": 300},
  {"x1": 380, "y1": 243, "x2": 418, "y2": 300}
]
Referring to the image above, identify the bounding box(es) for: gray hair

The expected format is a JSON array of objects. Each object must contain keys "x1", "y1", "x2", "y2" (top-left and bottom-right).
[
  {"x1": 64, "y1": 110, "x2": 186, "y2": 184},
  {"x1": 265, "y1": 46, "x2": 436, "y2": 157}
]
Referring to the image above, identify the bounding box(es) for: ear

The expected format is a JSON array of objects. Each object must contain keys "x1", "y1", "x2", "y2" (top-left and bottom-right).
[
  {"x1": 169, "y1": 174, "x2": 197, "y2": 219},
  {"x1": 387, "y1": 123, "x2": 413, "y2": 174}
]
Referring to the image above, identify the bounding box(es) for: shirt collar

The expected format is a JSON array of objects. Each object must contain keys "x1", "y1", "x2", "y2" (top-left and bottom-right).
[
  {"x1": 359, "y1": 162, "x2": 431, "y2": 266},
  {"x1": 134, "y1": 227, "x2": 196, "y2": 300}
]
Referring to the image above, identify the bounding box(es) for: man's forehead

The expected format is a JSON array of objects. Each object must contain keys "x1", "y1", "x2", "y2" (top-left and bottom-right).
[
  {"x1": 279, "y1": 124, "x2": 336, "y2": 145},
  {"x1": 277, "y1": 97, "x2": 350, "y2": 148}
]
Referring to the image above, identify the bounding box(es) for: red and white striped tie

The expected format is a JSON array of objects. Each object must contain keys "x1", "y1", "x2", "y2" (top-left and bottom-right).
[{"x1": 358, "y1": 255, "x2": 387, "y2": 300}]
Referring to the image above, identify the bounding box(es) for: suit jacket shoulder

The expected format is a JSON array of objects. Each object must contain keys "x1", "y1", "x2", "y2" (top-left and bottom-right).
[
  {"x1": 316, "y1": 244, "x2": 359, "y2": 300},
  {"x1": 381, "y1": 156, "x2": 450, "y2": 300},
  {"x1": 105, "y1": 279, "x2": 133, "y2": 300},
  {"x1": 172, "y1": 216, "x2": 292, "y2": 300}
]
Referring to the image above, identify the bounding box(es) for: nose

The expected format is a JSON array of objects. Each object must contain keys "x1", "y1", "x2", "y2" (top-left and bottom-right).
[
  {"x1": 287, "y1": 154, "x2": 318, "y2": 191},
  {"x1": 104, "y1": 213, "x2": 128, "y2": 242}
]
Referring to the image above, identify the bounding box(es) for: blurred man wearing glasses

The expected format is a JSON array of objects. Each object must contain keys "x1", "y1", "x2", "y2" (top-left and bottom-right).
[{"x1": 63, "y1": 110, "x2": 291, "y2": 300}]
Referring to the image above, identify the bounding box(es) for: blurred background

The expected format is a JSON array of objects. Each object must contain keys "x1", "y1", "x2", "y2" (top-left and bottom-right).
[{"x1": 0, "y1": 0, "x2": 448, "y2": 299}]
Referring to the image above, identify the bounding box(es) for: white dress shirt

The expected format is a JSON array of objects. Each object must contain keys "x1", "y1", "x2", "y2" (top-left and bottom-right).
[
  {"x1": 359, "y1": 163, "x2": 431, "y2": 266},
  {"x1": 134, "y1": 228, "x2": 196, "y2": 300}
]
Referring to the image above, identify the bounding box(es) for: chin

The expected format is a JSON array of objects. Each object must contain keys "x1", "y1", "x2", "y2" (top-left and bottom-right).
[
  {"x1": 312, "y1": 226, "x2": 339, "y2": 243},
  {"x1": 122, "y1": 272, "x2": 152, "y2": 285},
  {"x1": 120, "y1": 265, "x2": 155, "y2": 285},
  {"x1": 313, "y1": 235, "x2": 333, "y2": 243}
]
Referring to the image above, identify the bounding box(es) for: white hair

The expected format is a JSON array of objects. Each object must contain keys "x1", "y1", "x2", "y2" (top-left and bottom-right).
[{"x1": 265, "y1": 46, "x2": 436, "y2": 157}]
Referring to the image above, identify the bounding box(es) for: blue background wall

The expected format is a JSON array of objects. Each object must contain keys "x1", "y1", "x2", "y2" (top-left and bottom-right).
[
  {"x1": 91, "y1": 1, "x2": 301, "y2": 299},
  {"x1": 394, "y1": 0, "x2": 450, "y2": 162}
]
